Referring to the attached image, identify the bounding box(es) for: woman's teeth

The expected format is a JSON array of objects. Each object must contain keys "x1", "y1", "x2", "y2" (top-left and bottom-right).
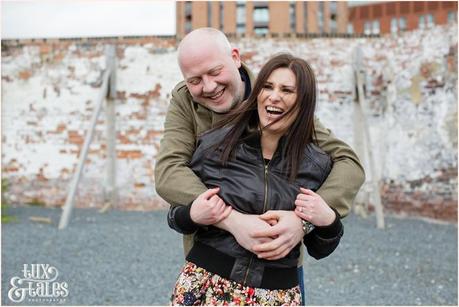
[{"x1": 266, "y1": 106, "x2": 284, "y2": 114}]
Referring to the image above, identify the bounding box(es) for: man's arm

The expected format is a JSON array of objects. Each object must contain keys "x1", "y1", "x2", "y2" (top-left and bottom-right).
[
  {"x1": 313, "y1": 118, "x2": 366, "y2": 217},
  {"x1": 155, "y1": 87, "x2": 207, "y2": 206},
  {"x1": 166, "y1": 187, "x2": 272, "y2": 252},
  {"x1": 167, "y1": 188, "x2": 232, "y2": 234}
]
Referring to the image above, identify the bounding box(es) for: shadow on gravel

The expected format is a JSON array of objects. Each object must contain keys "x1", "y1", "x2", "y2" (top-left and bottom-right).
[{"x1": 1, "y1": 206, "x2": 457, "y2": 306}]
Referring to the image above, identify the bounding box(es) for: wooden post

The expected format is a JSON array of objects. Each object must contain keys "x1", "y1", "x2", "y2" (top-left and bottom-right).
[
  {"x1": 352, "y1": 84, "x2": 369, "y2": 218},
  {"x1": 58, "y1": 46, "x2": 115, "y2": 229},
  {"x1": 353, "y1": 46, "x2": 385, "y2": 229},
  {"x1": 101, "y1": 46, "x2": 118, "y2": 213}
]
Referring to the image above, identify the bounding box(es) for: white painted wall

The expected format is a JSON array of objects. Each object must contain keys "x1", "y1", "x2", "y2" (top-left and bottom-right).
[{"x1": 1, "y1": 23, "x2": 457, "y2": 217}]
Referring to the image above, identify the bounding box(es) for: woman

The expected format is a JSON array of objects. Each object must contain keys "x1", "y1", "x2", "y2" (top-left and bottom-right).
[{"x1": 168, "y1": 53, "x2": 343, "y2": 305}]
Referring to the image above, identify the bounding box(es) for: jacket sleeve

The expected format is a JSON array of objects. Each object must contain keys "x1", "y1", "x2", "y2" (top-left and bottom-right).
[
  {"x1": 167, "y1": 204, "x2": 200, "y2": 234},
  {"x1": 303, "y1": 208, "x2": 344, "y2": 260},
  {"x1": 313, "y1": 117, "x2": 366, "y2": 217},
  {"x1": 155, "y1": 87, "x2": 207, "y2": 207}
]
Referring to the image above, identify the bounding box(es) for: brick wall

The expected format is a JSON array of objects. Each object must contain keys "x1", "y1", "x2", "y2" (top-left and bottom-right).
[{"x1": 1, "y1": 23, "x2": 457, "y2": 221}]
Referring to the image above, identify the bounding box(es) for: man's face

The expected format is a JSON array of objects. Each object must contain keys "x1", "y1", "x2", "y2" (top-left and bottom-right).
[{"x1": 180, "y1": 47, "x2": 244, "y2": 113}]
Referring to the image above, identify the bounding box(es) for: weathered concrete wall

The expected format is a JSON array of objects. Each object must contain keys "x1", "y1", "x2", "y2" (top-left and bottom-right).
[{"x1": 2, "y1": 24, "x2": 457, "y2": 220}]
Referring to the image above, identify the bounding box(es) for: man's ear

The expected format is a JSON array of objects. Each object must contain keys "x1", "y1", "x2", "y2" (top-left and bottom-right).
[{"x1": 231, "y1": 48, "x2": 242, "y2": 68}]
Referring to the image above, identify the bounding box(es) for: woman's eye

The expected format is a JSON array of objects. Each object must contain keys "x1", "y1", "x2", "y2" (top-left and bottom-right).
[{"x1": 262, "y1": 84, "x2": 272, "y2": 89}]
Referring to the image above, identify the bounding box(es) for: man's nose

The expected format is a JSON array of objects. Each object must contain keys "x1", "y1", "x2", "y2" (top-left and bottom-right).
[{"x1": 202, "y1": 76, "x2": 217, "y2": 93}]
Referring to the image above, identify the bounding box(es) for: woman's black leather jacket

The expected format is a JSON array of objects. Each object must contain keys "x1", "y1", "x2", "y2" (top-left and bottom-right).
[{"x1": 168, "y1": 127, "x2": 344, "y2": 289}]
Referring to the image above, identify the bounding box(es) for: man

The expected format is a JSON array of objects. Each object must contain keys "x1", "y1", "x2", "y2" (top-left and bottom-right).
[{"x1": 155, "y1": 28, "x2": 365, "y2": 303}]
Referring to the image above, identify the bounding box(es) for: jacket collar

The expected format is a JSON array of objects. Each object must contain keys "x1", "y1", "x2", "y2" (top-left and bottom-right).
[{"x1": 242, "y1": 126, "x2": 289, "y2": 158}]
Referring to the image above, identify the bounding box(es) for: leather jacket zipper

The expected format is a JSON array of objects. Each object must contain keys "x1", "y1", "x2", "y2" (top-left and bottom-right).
[
  {"x1": 243, "y1": 158, "x2": 270, "y2": 286},
  {"x1": 262, "y1": 163, "x2": 269, "y2": 212}
]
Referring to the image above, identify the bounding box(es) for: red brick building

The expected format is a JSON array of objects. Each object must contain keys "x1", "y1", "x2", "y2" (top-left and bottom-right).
[
  {"x1": 349, "y1": 1, "x2": 458, "y2": 34},
  {"x1": 176, "y1": 1, "x2": 349, "y2": 38}
]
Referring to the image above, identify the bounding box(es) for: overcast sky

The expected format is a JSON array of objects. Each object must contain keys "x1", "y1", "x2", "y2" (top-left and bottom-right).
[{"x1": 1, "y1": 0, "x2": 176, "y2": 39}]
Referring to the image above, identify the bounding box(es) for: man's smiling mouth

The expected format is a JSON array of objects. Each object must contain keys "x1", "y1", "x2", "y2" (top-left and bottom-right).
[{"x1": 206, "y1": 88, "x2": 225, "y2": 100}]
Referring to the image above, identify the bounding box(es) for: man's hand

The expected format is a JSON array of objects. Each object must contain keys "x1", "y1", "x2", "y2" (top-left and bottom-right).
[
  {"x1": 295, "y1": 188, "x2": 335, "y2": 226},
  {"x1": 216, "y1": 210, "x2": 273, "y2": 253},
  {"x1": 252, "y1": 210, "x2": 304, "y2": 260},
  {"x1": 190, "y1": 188, "x2": 232, "y2": 225}
]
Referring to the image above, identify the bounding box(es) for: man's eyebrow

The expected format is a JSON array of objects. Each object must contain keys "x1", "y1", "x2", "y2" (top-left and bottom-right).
[
  {"x1": 208, "y1": 65, "x2": 223, "y2": 73},
  {"x1": 186, "y1": 76, "x2": 200, "y2": 82},
  {"x1": 186, "y1": 65, "x2": 223, "y2": 82}
]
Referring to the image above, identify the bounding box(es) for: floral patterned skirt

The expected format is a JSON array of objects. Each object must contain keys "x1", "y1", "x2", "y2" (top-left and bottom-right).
[{"x1": 170, "y1": 261, "x2": 301, "y2": 306}]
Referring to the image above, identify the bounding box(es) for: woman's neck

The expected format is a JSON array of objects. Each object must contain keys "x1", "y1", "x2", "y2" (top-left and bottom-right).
[{"x1": 261, "y1": 131, "x2": 282, "y2": 160}]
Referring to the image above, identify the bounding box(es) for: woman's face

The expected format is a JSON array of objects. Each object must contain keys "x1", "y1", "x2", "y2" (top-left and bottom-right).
[{"x1": 257, "y1": 67, "x2": 298, "y2": 136}]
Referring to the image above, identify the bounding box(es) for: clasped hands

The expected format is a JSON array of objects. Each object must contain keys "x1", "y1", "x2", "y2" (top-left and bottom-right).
[{"x1": 190, "y1": 187, "x2": 335, "y2": 260}]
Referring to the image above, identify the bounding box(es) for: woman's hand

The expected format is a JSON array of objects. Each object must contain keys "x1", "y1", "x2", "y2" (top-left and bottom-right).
[
  {"x1": 252, "y1": 210, "x2": 304, "y2": 260},
  {"x1": 294, "y1": 188, "x2": 335, "y2": 226}
]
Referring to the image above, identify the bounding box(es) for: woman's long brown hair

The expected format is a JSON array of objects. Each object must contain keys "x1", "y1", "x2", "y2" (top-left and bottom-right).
[{"x1": 214, "y1": 53, "x2": 318, "y2": 182}]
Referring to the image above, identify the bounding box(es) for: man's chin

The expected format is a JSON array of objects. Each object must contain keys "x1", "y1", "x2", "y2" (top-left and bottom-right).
[
  {"x1": 210, "y1": 106, "x2": 231, "y2": 114},
  {"x1": 207, "y1": 101, "x2": 233, "y2": 114}
]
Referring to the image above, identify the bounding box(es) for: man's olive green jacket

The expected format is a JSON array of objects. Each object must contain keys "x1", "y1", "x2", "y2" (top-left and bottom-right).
[{"x1": 155, "y1": 64, "x2": 365, "y2": 256}]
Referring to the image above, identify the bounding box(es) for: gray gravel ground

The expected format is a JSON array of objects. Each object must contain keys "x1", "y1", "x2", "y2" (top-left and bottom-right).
[{"x1": 1, "y1": 205, "x2": 457, "y2": 306}]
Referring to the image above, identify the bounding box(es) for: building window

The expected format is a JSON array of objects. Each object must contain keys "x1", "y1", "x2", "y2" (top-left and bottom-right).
[
  {"x1": 390, "y1": 18, "x2": 398, "y2": 33},
  {"x1": 254, "y1": 27, "x2": 269, "y2": 35},
  {"x1": 419, "y1": 15, "x2": 425, "y2": 29},
  {"x1": 419, "y1": 14, "x2": 435, "y2": 29},
  {"x1": 303, "y1": 2, "x2": 308, "y2": 33},
  {"x1": 347, "y1": 23, "x2": 354, "y2": 34},
  {"x1": 207, "y1": 2, "x2": 212, "y2": 27},
  {"x1": 253, "y1": 7, "x2": 269, "y2": 23},
  {"x1": 363, "y1": 20, "x2": 380, "y2": 35},
  {"x1": 399, "y1": 17, "x2": 407, "y2": 31},
  {"x1": 448, "y1": 11, "x2": 457, "y2": 23},
  {"x1": 330, "y1": 1, "x2": 338, "y2": 33},
  {"x1": 426, "y1": 14, "x2": 435, "y2": 27},
  {"x1": 185, "y1": 1, "x2": 192, "y2": 16},
  {"x1": 318, "y1": 2, "x2": 324, "y2": 33},
  {"x1": 185, "y1": 22, "x2": 192, "y2": 34},
  {"x1": 253, "y1": 6, "x2": 269, "y2": 35},
  {"x1": 391, "y1": 17, "x2": 407, "y2": 34},
  {"x1": 290, "y1": 1, "x2": 296, "y2": 33},
  {"x1": 364, "y1": 21, "x2": 372, "y2": 35},
  {"x1": 184, "y1": 1, "x2": 192, "y2": 34},
  {"x1": 372, "y1": 20, "x2": 380, "y2": 34},
  {"x1": 236, "y1": 1, "x2": 246, "y2": 34},
  {"x1": 220, "y1": 2, "x2": 224, "y2": 31}
]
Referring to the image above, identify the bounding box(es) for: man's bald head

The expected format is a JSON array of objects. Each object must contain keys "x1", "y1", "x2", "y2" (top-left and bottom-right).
[
  {"x1": 175, "y1": 27, "x2": 245, "y2": 113},
  {"x1": 177, "y1": 28, "x2": 232, "y2": 70}
]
